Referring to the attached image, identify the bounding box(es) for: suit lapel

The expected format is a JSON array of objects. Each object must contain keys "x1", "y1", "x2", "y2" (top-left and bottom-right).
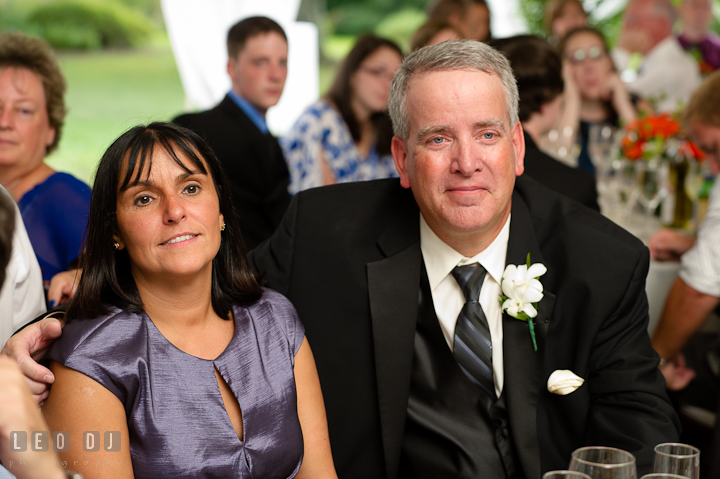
[
  {"x1": 367, "y1": 191, "x2": 422, "y2": 479},
  {"x1": 502, "y1": 192, "x2": 554, "y2": 479}
]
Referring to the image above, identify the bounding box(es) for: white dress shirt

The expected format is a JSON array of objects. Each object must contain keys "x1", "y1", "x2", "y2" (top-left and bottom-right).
[
  {"x1": 680, "y1": 180, "x2": 720, "y2": 297},
  {"x1": 0, "y1": 186, "x2": 46, "y2": 347},
  {"x1": 612, "y1": 36, "x2": 701, "y2": 113},
  {"x1": 420, "y1": 213, "x2": 511, "y2": 397}
]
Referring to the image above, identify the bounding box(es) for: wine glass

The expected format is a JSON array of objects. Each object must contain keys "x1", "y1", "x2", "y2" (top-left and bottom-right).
[
  {"x1": 589, "y1": 124, "x2": 620, "y2": 186},
  {"x1": 602, "y1": 158, "x2": 639, "y2": 225},
  {"x1": 547, "y1": 126, "x2": 581, "y2": 166},
  {"x1": 636, "y1": 158, "x2": 670, "y2": 239},
  {"x1": 544, "y1": 471, "x2": 592, "y2": 479},
  {"x1": 653, "y1": 443, "x2": 699, "y2": 479},
  {"x1": 569, "y1": 446, "x2": 638, "y2": 479},
  {"x1": 616, "y1": 159, "x2": 640, "y2": 219},
  {"x1": 641, "y1": 475, "x2": 689, "y2": 479}
]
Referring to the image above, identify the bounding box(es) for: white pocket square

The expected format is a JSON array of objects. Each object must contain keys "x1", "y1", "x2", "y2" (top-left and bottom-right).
[{"x1": 547, "y1": 369, "x2": 584, "y2": 395}]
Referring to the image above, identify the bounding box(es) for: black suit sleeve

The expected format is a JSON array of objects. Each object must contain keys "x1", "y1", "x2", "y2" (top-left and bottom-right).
[
  {"x1": 248, "y1": 194, "x2": 299, "y2": 296},
  {"x1": 585, "y1": 247, "x2": 680, "y2": 474},
  {"x1": 582, "y1": 178, "x2": 600, "y2": 213}
]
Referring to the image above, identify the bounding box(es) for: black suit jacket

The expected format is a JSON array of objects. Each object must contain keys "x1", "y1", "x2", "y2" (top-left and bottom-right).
[
  {"x1": 522, "y1": 131, "x2": 600, "y2": 212},
  {"x1": 249, "y1": 176, "x2": 679, "y2": 479},
  {"x1": 173, "y1": 95, "x2": 291, "y2": 250}
]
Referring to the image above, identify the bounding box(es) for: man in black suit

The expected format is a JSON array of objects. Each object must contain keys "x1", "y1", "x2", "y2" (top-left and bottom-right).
[
  {"x1": 250, "y1": 40, "x2": 678, "y2": 477},
  {"x1": 173, "y1": 16, "x2": 291, "y2": 251},
  {"x1": 5, "y1": 40, "x2": 679, "y2": 478},
  {"x1": 493, "y1": 35, "x2": 599, "y2": 211}
]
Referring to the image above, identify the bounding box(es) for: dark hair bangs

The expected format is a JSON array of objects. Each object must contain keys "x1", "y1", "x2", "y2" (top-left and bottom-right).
[{"x1": 119, "y1": 130, "x2": 210, "y2": 192}]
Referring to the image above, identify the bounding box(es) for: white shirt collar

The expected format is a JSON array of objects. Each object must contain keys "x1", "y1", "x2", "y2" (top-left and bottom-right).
[{"x1": 420, "y1": 213, "x2": 511, "y2": 291}]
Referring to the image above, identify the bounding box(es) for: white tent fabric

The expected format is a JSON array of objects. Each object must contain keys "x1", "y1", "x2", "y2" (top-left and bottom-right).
[
  {"x1": 161, "y1": 0, "x2": 318, "y2": 135},
  {"x1": 486, "y1": 0, "x2": 528, "y2": 38}
]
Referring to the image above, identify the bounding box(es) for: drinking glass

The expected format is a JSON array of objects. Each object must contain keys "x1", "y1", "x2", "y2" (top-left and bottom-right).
[
  {"x1": 636, "y1": 158, "x2": 669, "y2": 238},
  {"x1": 641, "y1": 475, "x2": 689, "y2": 479},
  {"x1": 544, "y1": 471, "x2": 592, "y2": 479},
  {"x1": 569, "y1": 446, "x2": 638, "y2": 479},
  {"x1": 616, "y1": 159, "x2": 640, "y2": 218},
  {"x1": 589, "y1": 124, "x2": 620, "y2": 186},
  {"x1": 653, "y1": 443, "x2": 699, "y2": 479},
  {"x1": 602, "y1": 158, "x2": 639, "y2": 225},
  {"x1": 547, "y1": 125, "x2": 581, "y2": 166}
]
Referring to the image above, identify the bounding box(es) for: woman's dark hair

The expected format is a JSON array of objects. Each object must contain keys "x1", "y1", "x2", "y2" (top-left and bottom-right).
[
  {"x1": 67, "y1": 122, "x2": 262, "y2": 321},
  {"x1": 325, "y1": 35, "x2": 403, "y2": 156},
  {"x1": 492, "y1": 35, "x2": 564, "y2": 122},
  {"x1": 544, "y1": 0, "x2": 587, "y2": 36},
  {"x1": 410, "y1": 19, "x2": 462, "y2": 51},
  {"x1": 470, "y1": 0, "x2": 492, "y2": 41},
  {"x1": 0, "y1": 191, "x2": 15, "y2": 289}
]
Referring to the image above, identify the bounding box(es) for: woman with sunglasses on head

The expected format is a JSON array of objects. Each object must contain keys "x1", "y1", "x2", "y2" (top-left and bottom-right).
[
  {"x1": 553, "y1": 26, "x2": 639, "y2": 174},
  {"x1": 281, "y1": 35, "x2": 402, "y2": 194}
]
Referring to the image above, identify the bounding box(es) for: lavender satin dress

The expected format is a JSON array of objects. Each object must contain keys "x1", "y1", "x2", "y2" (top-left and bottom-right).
[{"x1": 45, "y1": 289, "x2": 305, "y2": 478}]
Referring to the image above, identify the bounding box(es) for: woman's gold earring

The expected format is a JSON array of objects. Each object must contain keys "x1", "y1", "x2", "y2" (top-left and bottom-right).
[
  {"x1": 114, "y1": 242, "x2": 120, "y2": 250},
  {"x1": 221, "y1": 223, "x2": 226, "y2": 232}
]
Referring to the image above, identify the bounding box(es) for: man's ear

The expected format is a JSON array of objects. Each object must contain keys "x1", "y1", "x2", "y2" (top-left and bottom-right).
[
  {"x1": 226, "y1": 57, "x2": 237, "y2": 82},
  {"x1": 511, "y1": 121, "x2": 525, "y2": 177},
  {"x1": 392, "y1": 135, "x2": 412, "y2": 189},
  {"x1": 46, "y1": 126, "x2": 56, "y2": 150}
]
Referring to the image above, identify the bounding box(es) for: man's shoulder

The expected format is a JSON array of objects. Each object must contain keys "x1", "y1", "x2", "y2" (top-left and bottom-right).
[
  {"x1": 172, "y1": 97, "x2": 269, "y2": 153},
  {"x1": 295, "y1": 178, "x2": 411, "y2": 214},
  {"x1": 287, "y1": 179, "x2": 417, "y2": 243},
  {"x1": 515, "y1": 175, "x2": 643, "y2": 254},
  {"x1": 523, "y1": 144, "x2": 596, "y2": 190},
  {"x1": 172, "y1": 96, "x2": 249, "y2": 130}
]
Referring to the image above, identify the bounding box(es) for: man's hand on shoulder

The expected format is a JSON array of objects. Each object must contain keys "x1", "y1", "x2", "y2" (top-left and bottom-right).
[
  {"x1": 648, "y1": 229, "x2": 696, "y2": 262},
  {"x1": 2, "y1": 316, "x2": 64, "y2": 405}
]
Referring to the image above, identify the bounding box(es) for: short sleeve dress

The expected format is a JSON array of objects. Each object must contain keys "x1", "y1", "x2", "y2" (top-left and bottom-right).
[
  {"x1": 281, "y1": 100, "x2": 398, "y2": 194},
  {"x1": 17, "y1": 172, "x2": 91, "y2": 283},
  {"x1": 44, "y1": 289, "x2": 305, "y2": 479}
]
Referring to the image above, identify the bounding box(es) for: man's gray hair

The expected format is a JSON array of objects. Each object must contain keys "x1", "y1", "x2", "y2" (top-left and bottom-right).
[{"x1": 388, "y1": 39, "x2": 519, "y2": 140}]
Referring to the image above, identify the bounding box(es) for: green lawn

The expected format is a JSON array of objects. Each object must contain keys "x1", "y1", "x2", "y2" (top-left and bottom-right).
[
  {"x1": 46, "y1": 44, "x2": 185, "y2": 185},
  {"x1": 46, "y1": 43, "x2": 337, "y2": 187}
]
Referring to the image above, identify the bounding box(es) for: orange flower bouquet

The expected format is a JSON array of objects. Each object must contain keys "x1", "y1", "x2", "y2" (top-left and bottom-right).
[
  {"x1": 620, "y1": 113, "x2": 705, "y2": 230},
  {"x1": 620, "y1": 113, "x2": 704, "y2": 162}
]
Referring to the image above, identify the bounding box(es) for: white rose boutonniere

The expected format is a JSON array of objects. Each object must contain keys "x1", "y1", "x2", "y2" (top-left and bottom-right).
[{"x1": 499, "y1": 253, "x2": 547, "y2": 352}]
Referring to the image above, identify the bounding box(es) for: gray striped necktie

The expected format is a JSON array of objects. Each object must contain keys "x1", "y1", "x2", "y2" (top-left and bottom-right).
[{"x1": 452, "y1": 264, "x2": 496, "y2": 401}]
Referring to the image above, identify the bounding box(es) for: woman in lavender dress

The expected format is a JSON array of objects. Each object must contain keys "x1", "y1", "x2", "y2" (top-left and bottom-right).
[
  {"x1": 41, "y1": 123, "x2": 337, "y2": 479},
  {"x1": 282, "y1": 35, "x2": 402, "y2": 194}
]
